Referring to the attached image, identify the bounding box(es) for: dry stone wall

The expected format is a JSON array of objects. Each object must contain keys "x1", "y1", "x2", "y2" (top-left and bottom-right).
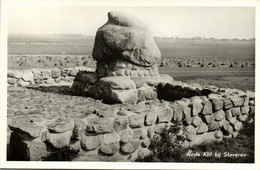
[
  {"x1": 8, "y1": 78, "x2": 255, "y2": 161},
  {"x1": 7, "y1": 67, "x2": 95, "y2": 87}
]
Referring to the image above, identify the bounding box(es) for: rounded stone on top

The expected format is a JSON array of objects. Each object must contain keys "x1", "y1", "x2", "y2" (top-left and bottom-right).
[{"x1": 92, "y1": 11, "x2": 161, "y2": 67}]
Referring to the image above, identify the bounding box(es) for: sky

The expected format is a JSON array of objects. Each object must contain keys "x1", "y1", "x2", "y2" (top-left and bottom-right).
[{"x1": 8, "y1": 6, "x2": 255, "y2": 39}]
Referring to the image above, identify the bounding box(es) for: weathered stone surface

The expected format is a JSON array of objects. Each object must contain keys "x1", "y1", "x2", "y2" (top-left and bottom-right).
[
  {"x1": 133, "y1": 128, "x2": 147, "y2": 139},
  {"x1": 17, "y1": 79, "x2": 30, "y2": 87},
  {"x1": 185, "y1": 125, "x2": 196, "y2": 141},
  {"x1": 225, "y1": 109, "x2": 233, "y2": 121},
  {"x1": 197, "y1": 123, "x2": 208, "y2": 134},
  {"x1": 223, "y1": 99, "x2": 233, "y2": 109},
  {"x1": 46, "y1": 130, "x2": 72, "y2": 148},
  {"x1": 172, "y1": 104, "x2": 183, "y2": 122},
  {"x1": 61, "y1": 68, "x2": 69, "y2": 76},
  {"x1": 51, "y1": 68, "x2": 61, "y2": 78},
  {"x1": 154, "y1": 123, "x2": 167, "y2": 134},
  {"x1": 72, "y1": 119, "x2": 86, "y2": 140},
  {"x1": 99, "y1": 143, "x2": 119, "y2": 155},
  {"x1": 120, "y1": 129, "x2": 133, "y2": 143},
  {"x1": 98, "y1": 77, "x2": 136, "y2": 90},
  {"x1": 214, "y1": 130, "x2": 223, "y2": 139},
  {"x1": 130, "y1": 76, "x2": 145, "y2": 89},
  {"x1": 47, "y1": 118, "x2": 74, "y2": 133},
  {"x1": 13, "y1": 70, "x2": 23, "y2": 79},
  {"x1": 141, "y1": 138, "x2": 150, "y2": 147},
  {"x1": 230, "y1": 96, "x2": 244, "y2": 107},
  {"x1": 238, "y1": 114, "x2": 248, "y2": 122},
  {"x1": 85, "y1": 117, "x2": 113, "y2": 134},
  {"x1": 208, "y1": 121, "x2": 219, "y2": 131},
  {"x1": 202, "y1": 101, "x2": 213, "y2": 115},
  {"x1": 219, "y1": 119, "x2": 233, "y2": 135},
  {"x1": 157, "y1": 106, "x2": 173, "y2": 123},
  {"x1": 42, "y1": 70, "x2": 51, "y2": 80},
  {"x1": 246, "y1": 90, "x2": 255, "y2": 98},
  {"x1": 92, "y1": 11, "x2": 161, "y2": 67},
  {"x1": 9, "y1": 133, "x2": 48, "y2": 161},
  {"x1": 192, "y1": 116, "x2": 203, "y2": 127},
  {"x1": 230, "y1": 107, "x2": 241, "y2": 117},
  {"x1": 233, "y1": 121, "x2": 243, "y2": 131},
  {"x1": 144, "y1": 109, "x2": 157, "y2": 126},
  {"x1": 147, "y1": 127, "x2": 155, "y2": 138},
  {"x1": 138, "y1": 148, "x2": 151, "y2": 160},
  {"x1": 137, "y1": 84, "x2": 157, "y2": 101},
  {"x1": 144, "y1": 74, "x2": 173, "y2": 87},
  {"x1": 214, "y1": 110, "x2": 225, "y2": 121},
  {"x1": 128, "y1": 115, "x2": 144, "y2": 128},
  {"x1": 181, "y1": 105, "x2": 191, "y2": 119},
  {"x1": 22, "y1": 70, "x2": 34, "y2": 82},
  {"x1": 69, "y1": 68, "x2": 78, "y2": 76},
  {"x1": 81, "y1": 135, "x2": 101, "y2": 151},
  {"x1": 9, "y1": 118, "x2": 46, "y2": 139},
  {"x1": 204, "y1": 114, "x2": 214, "y2": 124},
  {"x1": 8, "y1": 77, "x2": 17, "y2": 84},
  {"x1": 103, "y1": 133, "x2": 120, "y2": 144},
  {"x1": 120, "y1": 140, "x2": 140, "y2": 154},
  {"x1": 111, "y1": 90, "x2": 138, "y2": 103},
  {"x1": 211, "y1": 98, "x2": 223, "y2": 111},
  {"x1": 113, "y1": 116, "x2": 128, "y2": 132},
  {"x1": 241, "y1": 105, "x2": 250, "y2": 115}
]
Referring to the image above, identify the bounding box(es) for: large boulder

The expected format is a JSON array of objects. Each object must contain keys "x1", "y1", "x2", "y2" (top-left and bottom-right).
[{"x1": 92, "y1": 11, "x2": 161, "y2": 67}]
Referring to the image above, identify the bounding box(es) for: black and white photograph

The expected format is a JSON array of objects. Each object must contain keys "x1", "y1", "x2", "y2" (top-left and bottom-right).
[{"x1": 0, "y1": 0, "x2": 259, "y2": 169}]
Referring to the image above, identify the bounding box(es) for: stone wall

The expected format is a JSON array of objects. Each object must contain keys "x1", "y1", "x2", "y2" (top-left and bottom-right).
[
  {"x1": 8, "y1": 78, "x2": 255, "y2": 161},
  {"x1": 7, "y1": 67, "x2": 95, "y2": 87}
]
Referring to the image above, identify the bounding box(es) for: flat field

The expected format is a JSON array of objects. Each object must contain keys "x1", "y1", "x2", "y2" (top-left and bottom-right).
[{"x1": 8, "y1": 34, "x2": 255, "y2": 91}]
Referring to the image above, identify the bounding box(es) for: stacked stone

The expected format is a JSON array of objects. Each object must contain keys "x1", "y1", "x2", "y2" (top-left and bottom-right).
[
  {"x1": 7, "y1": 67, "x2": 95, "y2": 87},
  {"x1": 8, "y1": 89, "x2": 255, "y2": 161},
  {"x1": 96, "y1": 60, "x2": 159, "y2": 78}
]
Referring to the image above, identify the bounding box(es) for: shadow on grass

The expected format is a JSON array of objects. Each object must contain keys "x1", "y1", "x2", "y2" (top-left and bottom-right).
[{"x1": 26, "y1": 86, "x2": 74, "y2": 96}]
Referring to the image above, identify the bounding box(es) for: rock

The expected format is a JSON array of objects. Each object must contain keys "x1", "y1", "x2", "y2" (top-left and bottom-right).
[
  {"x1": 128, "y1": 115, "x2": 145, "y2": 128},
  {"x1": 214, "y1": 110, "x2": 225, "y2": 121},
  {"x1": 42, "y1": 70, "x2": 51, "y2": 80},
  {"x1": 61, "y1": 68, "x2": 69, "y2": 76},
  {"x1": 190, "y1": 101, "x2": 203, "y2": 116},
  {"x1": 219, "y1": 119, "x2": 233, "y2": 135},
  {"x1": 156, "y1": 106, "x2": 173, "y2": 123},
  {"x1": 233, "y1": 121, "x2": 243, "y2": 131},
  {"x1": 192, "y1": 116, "x2": 203, "y2": 127},
  {"x1": 47, "y1": 118, "x2": 74, "y2": 133},
  {"x1": 72, "y1": 119, "x2": 86, "y2": 140},
  {"x1": 144, "y1": 109, "x2": 157, "y2": 126},
  {"x1": 120, "y1": 129, "x2": 133, "y2": 143},
  {"x1": 147, "y1": 127, "x2": 155, "y2": 138},
  {"x1": 99, "y1": 143, "x2": 119, "y2": 155},
  {"x1": 230, "y1": 96, "x2": 244, "y2": 107},
  {"x1": 46, "y1": 130, "x2": 72, "y2": 148},
  {"x1": 45, "y1": 78, "x2": 54, "y2": 84},
  {"x1": 225, "y1": 109, "x2": 233, "y2": 121},
  {"x1": 214, "y1": 130, "x2": 223, "y2": 139},
  {"x1": 145, "y1": 74, "x2": 173, "y2": 87},
  {"x1": 241, "y1": 106, "x2": 250, "y2": 115},
  {"x1": 137, "y1": 84, "x2": 157, "y2": 101},
  {"x1": 197, "y1": 123, "x2": 208, "y2": 134},
  {"x1": 154, "y1": 123, "x2": 167, "y2": 134},
  {"x1": 120, "y1": 140, "x2": 140, "y2": 154},
  {"x1": 117, "y1": 109, "x2": 134, "y2": 116},
  {"x1": 185, "y1": 125, "x2": 196, "y2": 141},
  {"x1": 172, "y1": 104, "x2": 183, "y2": 122},
  {"x1": 211, "y1": 98, "x2": 223, "y2": 111},
  {"x1": 223, "y1": 99, "x2": 233, "y2": 109},
  {"x1": 113, "y1": 116, "x2": 128, "y2": 132},
  {"x1": 81, "y1": 135, "x2": 102, "y2": 151},
  {"x1": 13, "y1": 70, "x2": 23, "y2": 79},
  {"x1": 130, "y1": 76, "x2": 145, "y2": 88},
  {"x1": 204, "y1": 114, "x2": 214, "y2": 124},
  {"x1": 9, "y1": 118, "x2": 47, "y2": 140},
  {"x1": 17, "y1": 79, "x2": 30, "y2": 87},
  {"x1": 238, "y1": 114, "x2": 248, "y2": 122},
  {"x1": 138, "y1": 148, "x2": 151, "y2": 160},
  {"x1": 9, "y1": 133, "x2": 48, "y2": 161},
  {"x1": 133, "y1": 128, "x2": 147, "y2": 139},
  {"x1": 202, "y1": 101, "x2": 213, "y2": 115},
  {"x1": 92, "y1": 11, "x2": 161, "y2": 67},
  {"x1": 141, "y1": 138, "x2": 150, "y2": 147},
  {"x1": 110, "y1": 90, "x2": 138, "y2": 104},
  {"x1": 208, "y1": 121, "x2": 219, "y2": 131},
  {"x1": 51, "y1": 68, "x2": 61, "y2": 78},
  {"x1": 232, "y1": 131, "x2": 239, "y2": 138},
  {"x1": 85, "y1": 117, "x2": 113, "y2": 134},
  {"x1": 8, "y1": 77, "x2": 18, "y2": 85},
  {"x1": 246, "y1": 90, "x2": 255, "y2": 98},
  {"x1": 69, "y1": 68, "x2": 78, "y2": 76},
  {"x1": 31, "y1": 69, "x2": 41, "y2": 80},
  {"x1": 181, "y1": 105, "x2": 192, "y2": 119},
  {"x1": 98, "y1": 76, "x2": 136, "y2": 90},
  {"x1": 22, "y1": 70, "x2": 34, "y2": 82},
  {"x1": 231, "y1": 107, "x2": 241, "y2": 117},
  {"x1": 102, "y1": 133, "x2": 120, "y2": 144}
]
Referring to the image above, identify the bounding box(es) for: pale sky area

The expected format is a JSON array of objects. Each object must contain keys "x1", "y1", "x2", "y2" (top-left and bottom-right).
[{"x1": 8, "y1": 6, "x2": 255, "y2": 39}]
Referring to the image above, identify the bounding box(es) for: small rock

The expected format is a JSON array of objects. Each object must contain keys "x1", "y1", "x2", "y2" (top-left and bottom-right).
[
  {"x1": 42, "y1": 70, "x2": 51, "y2": 80},
  {"x1": 120, "y1": 129, "x2": 133, "y2": 143},
  {"x1": 197, "y1": 123, "x2": 208, "y2": 134},
  {"x1": 231, "y1": 107, "x2": 241, "y2": 117},
  {"x1": 230, "y1": 96, "x2": 244, "y2": 107},
  {"x1": 69, "y1": 68, "x2": 78, "y2": 76},
  {"x1": 241, "y1": 106, "x2": 250, "y2": 115},
  {"x1": 120, "y1": 140, "x2": 140, "y2": 154},
  {"x1": 204, "y1": 114, "x2": 214, "y2": 124},
  {"x1": 138, "y1": 148, "x2": 151, "y2": 160},
  {"x1": 22, "y1": 70, "x2": 34, "y2": 82},
  {"x1": 202, "y1": 101, "x2": 213, "y2": 115},
  {"x1": 214, "y1": 110, "x2": 225, "y2": 121},
  {"x1": 102, "y1": 133, "x2": 120, "y2": 144},
  {"x1": 233, "y1": 121, "x2": 243, "y2": 131},
  {"x1": 141, "y1": 138, "x2": 150, "y2": 147},
  {"x1": 113, "y1": 116, "x2": 128, "y2": 132},
  {"x1": 99, "y1": 143, "x2": 119, "y2": 155},
  {"x1": 211, "y1": 98, "x2": 223, "y2": 111},
  {"x1": 128, "y1": 115, "x2": 145, "y2": 128},
  {"x1": 157, "y1": 106, "x2": 173, "y2": 123},
  {"x1": 51, "y1": 68, "x2": 61, "y2": 78},
  {"x1": 81, "y1": 135, "x2": 101, "y2": 151},
  {"x1": 214, "y1": 130, "x2": 223, "y2": 139},
  {"x1": 46, "y1": 130, "x2": 72, "y2": 148},
  {"x1": 144, "y1": 109, "x2": 157, "y2": 126},
  {"x1": 208, "y1": 121, "x2": 219, "y2": 131},
  {"x1": 47, "y1": 118, "x2": 74, "y2": 133},
  {"x1": 192, "y1": 116, "x2": 203, "y2": 127},
  {"x1": 133, "y1": 128, "x2": 147, "y2": 139},
  {"x1": 223, "y1": 99, "x2": 233, "y2": 109}
]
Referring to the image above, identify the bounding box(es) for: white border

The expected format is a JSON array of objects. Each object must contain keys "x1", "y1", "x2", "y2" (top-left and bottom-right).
[{"x1": 0, "y1": 0, "x2": 259, "y2": 169}]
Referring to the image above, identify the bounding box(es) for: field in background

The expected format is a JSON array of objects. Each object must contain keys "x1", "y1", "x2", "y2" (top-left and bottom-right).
[{"x1": 8, "y1": 34, "x2": 255, "y2": 91}]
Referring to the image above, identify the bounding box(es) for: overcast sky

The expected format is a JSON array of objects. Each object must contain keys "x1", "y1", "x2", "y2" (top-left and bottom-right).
[{"x1": 8, "y1": 6, "x2": 255, "y2": 39}]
